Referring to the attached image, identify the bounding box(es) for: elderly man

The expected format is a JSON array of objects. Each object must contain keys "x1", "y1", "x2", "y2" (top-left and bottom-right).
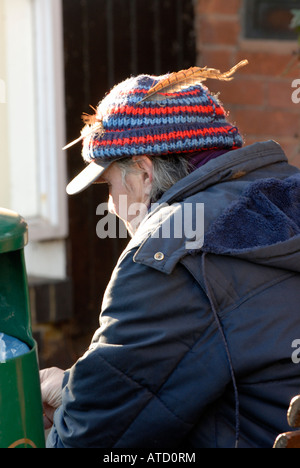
[{"x1": 40, "y1": 63, "x2": 300, "y2": 448}]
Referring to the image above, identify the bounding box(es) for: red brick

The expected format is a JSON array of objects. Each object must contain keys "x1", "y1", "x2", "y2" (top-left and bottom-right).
[
  {"x1": 236, "y1": 50, "x2": 300, "y2": 78},
  {"x1": 280, "y1": 139, "x2": 300, "y2": 167},
  {"x1": 235, "y1": 108, "x2": 300, "y2": 138},
  {"x1": 199, "y1": 17, "x2": 241, "y2": 46},
  {"x1": 290, "y1": 152, "x2": 300, "y2": 169},
  {"x1": 243, "y1": 137, "x2": 261, "y2": 147},
  {"x1": 197, "y1": 0, "x2": 241, "y2": 15},
  {"x1": 198, "y1": 48, "x2": 234, "y2": 71},
  {"x1": 208, "y1": 78, "x2": 265, "y2": 107},
  {"x1": 267, "y1": 81, "x2": 300, "y2": 110},
  {"x1": 194, "y1": 0, "x2": 300, "y2": 162}
]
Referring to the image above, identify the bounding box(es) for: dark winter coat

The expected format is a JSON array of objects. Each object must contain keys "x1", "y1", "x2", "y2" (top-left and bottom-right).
[{"x1": 47, "y1": 141, "x2": 300, "y2": 448}]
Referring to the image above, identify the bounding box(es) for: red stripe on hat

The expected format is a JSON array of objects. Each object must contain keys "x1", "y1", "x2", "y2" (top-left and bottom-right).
[
  {"x1": 127, "y1": 88, "x2": 201, "y2": 98},
  {"x1": 92, "y1": 125, "x2": 233, "y2": 147},
  {"x1": 110, "y1": 104, "x2": 225, "y2": 117}
]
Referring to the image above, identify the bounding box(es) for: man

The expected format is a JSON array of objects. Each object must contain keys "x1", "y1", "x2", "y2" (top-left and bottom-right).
[{"x1": 40, "y1": 64, "x2": 300, "y2": 448}]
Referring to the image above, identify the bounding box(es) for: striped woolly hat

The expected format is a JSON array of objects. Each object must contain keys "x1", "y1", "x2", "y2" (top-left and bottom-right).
[{"x1": 66, "y1": 62, "x2": 246, "y2": 195}]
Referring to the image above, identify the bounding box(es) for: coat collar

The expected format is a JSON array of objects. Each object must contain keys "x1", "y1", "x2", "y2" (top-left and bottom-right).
[
  {"x1": 159, "y1": 140, "x2": 287, "y2": 205},
  {"x1": 124, "y1": 141, "x2": 288, "y2": 274}
]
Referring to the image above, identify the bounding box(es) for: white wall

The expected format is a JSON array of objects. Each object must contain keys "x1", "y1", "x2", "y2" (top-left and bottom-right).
[
  {"x1": 3, "y1": 0, "x2": 39, "y2": 217},
  {"x1": 0, "y1": 0, "x2": 68, "y2": 279},
  {"x1": 0, "y1": 0, "x2": 10, "y2": 209}
]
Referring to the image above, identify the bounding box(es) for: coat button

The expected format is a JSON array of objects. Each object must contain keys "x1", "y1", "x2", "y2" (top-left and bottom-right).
[{"x1": 154, "y1": 252, "x2": 164, "y2": 261}]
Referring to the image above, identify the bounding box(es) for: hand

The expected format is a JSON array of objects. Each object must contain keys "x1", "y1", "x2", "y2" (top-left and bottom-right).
[{"x1": 40, "y1": 367, "x2": 65, "y2": 429}]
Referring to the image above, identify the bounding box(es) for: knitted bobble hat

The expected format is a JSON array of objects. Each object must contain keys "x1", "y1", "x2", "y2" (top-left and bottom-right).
[{"x1": 66, "y1": 61, "x2": 247, "y2": 195}]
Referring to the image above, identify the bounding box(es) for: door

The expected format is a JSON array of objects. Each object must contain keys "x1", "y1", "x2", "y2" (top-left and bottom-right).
[{"x1": 63, "y1": 0, "x2": 196, "y2": 348}]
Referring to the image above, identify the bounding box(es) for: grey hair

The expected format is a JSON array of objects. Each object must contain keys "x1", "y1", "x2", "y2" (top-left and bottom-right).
[{"x1": 116, "y1": 154, "x2": 192, "y2": 203}]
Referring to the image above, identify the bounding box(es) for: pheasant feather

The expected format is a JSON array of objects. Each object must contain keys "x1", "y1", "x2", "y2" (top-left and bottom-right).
[
  {"x1": 138, "y1": 60, "x2": 248, "y2": 104},
  {"x1": 62, "y1": 106, "x2": 104, "y2": 151}
]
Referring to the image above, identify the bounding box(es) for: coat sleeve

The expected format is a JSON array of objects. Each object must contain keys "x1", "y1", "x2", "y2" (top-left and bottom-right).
[{"x1": 46, "y1": 248, "x2": 231, "y2": 448}]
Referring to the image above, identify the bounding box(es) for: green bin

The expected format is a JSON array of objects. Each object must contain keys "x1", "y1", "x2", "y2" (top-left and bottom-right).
[{"x1": 0, "y1": 208, "x2": 45, "y2": 448}]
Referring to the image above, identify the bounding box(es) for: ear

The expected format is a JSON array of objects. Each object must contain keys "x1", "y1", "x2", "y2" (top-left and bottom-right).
[{"x1": 132, "y1": 155, "x2": 153, "y2": 195}]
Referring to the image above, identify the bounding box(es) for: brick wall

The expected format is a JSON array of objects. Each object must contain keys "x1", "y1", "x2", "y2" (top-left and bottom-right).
[{"x1": 196, "y1": 0, "x2": 300, "y2": 168}]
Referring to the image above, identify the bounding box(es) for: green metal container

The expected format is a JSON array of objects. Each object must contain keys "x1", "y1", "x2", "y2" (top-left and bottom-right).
[{"x1": 0, "y1": 208, "x2": 45, "y2": 448}]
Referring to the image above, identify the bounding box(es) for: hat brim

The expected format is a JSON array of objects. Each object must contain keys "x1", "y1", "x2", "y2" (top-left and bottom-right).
[{"x1": 66, "y1": 160, "x2": 112, "y2": 195}]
